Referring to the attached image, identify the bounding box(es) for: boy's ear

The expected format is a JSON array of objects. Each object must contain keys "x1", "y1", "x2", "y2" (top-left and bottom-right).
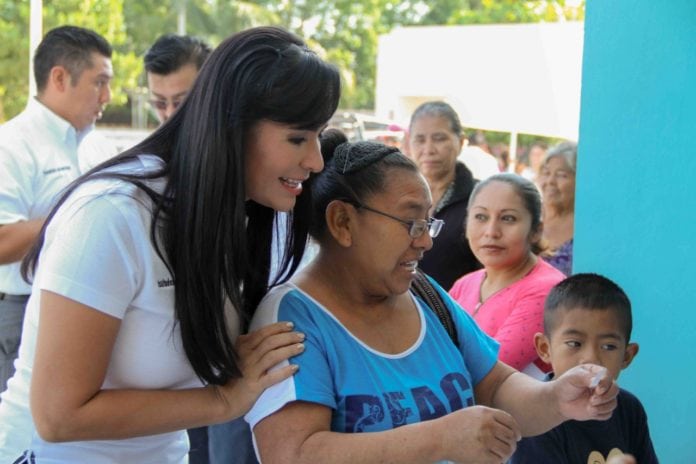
[
  {"x1": 622, "y1": 342, "x2": 639, "y2": 370},
  {"x1": 325, "y1": 200, "x2": 354, "y2": 247},
  {"x1": 534, "y1": 332, "x2": 551, "y2": 363}
]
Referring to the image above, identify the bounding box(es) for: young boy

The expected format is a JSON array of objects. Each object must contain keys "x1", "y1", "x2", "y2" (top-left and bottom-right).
[{"x1": 511, "y1": 273, "x2": 659, "y2": 464}]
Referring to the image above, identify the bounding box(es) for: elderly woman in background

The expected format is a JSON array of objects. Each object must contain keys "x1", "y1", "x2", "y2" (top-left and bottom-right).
[
  {"x1": 449, "y1": 173, "x2": 566, "y2": 379},
  {"x1": 405, "y1": 101, "x2": 481, "y2": 290},
  {"x1": 539, "y1": 141, "x2": 577, "y2": 276}
]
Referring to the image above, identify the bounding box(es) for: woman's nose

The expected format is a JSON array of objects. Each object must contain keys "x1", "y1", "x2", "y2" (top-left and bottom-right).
[
  {"x1": 302, "y1": 142, "x2": 324, "y2": 174},
  {"x1": 484, "y1": 220, "x2": 500, "y2": 237}
]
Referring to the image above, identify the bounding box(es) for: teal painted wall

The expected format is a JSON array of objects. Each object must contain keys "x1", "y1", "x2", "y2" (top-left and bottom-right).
[{"x1": 577, "y1": 1, "x2": 696, "y2": 461}]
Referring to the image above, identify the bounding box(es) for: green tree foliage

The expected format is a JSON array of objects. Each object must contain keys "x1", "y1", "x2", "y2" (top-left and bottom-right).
[
  {"x1": 0, "y1": 0, "x2": 584, "y2": 122},
  {"x1": 0, "y1": 2, "x2": 30, "y2": 120},
  {"x1": 0, "y1": 0, "x2": 140, "y2": 121},
  {"x1": 272, "y1": 0, "x2": 583, "y2": 108},
  {"x1": 43, "y1": 0, "x2": 141, "y2": 107}
]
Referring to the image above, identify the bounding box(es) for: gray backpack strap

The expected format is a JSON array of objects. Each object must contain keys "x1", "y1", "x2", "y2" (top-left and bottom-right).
[{"x1": 411, "y1": 269, "x2": 460, "y2": 348}]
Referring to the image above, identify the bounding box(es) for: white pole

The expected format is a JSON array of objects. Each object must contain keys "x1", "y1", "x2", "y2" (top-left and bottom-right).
[
  {"x1": 509, "y1": 131, "x2": 518, "y2": 173},
  {"x1": 29, "y1": 0, "x2": 43, "y2": 98},
  {"x1": 177, "y1": 0, "x2": 186, "y2": 35}
]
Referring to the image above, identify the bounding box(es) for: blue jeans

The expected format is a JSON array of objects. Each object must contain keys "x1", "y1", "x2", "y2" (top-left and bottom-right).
[
  {"x1": 208, "y1": 417, "x2": 258, "y2": 464},
  {"x1": 188, "y1": 426, "x2": 209, "y2": 464}
]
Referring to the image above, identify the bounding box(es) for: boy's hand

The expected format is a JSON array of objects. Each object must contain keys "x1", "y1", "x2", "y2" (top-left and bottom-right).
[{"x1": 552, "y1": 364, "x2": 619, "y2": 421}]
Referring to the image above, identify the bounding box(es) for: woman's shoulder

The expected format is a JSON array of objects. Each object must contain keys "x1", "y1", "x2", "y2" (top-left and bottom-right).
[
  {"x1": 554, "y1": 238, "x2": 574, "y2": 257},
  {"x1": 529, "y1": 257, "x2": 567, "y2": 282},
  {"x1": 449, "y1": 269, "x2": 486, "y2": 298},
  {"x1": 68, "y1": 155, "x2": 164, "y2": 209},
  {"x1": 77, "y1": 152, "x2": 158, "y2": 185},
  {"x1": 506, "y1": 259, "x2": 566, "y2": 298},
  {"x1": 251, "y1": 282, "x2": 319, "y2": 330},
  {"x1": 451, "y1": 268, "x2": 486, "y2": 285}
]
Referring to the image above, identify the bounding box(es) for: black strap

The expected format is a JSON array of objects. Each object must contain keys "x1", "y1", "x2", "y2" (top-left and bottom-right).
[{"x1": 410, "y1": 269, "x2": 460, "y2": 348}]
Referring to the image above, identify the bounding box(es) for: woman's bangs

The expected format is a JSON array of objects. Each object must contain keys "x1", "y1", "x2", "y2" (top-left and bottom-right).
[{"x1": 270, "y1": 54, "x2": 340, "y2": 130}]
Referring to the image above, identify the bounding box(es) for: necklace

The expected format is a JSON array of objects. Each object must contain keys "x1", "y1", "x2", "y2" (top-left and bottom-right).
[{"x1": 472, "y1": 301, "x2": 483, "y2": 318}]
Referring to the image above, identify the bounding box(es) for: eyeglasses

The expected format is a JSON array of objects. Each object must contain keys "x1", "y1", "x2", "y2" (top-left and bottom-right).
[
  {"x1": 147, "y1": 98, "x2": 185, "y2": 112},
  {"x1": 357, "y1": 204, "x2": 444, "y2": 239}
]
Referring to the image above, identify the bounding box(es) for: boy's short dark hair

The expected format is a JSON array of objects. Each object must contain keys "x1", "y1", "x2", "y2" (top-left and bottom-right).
[
  {"x1": 34, "y1": 25, "x2": 112, "y2": 92},
  {"x1": 544, "y1": 273, "x2": 633, "y2": 341},
  {"x1": 144, "y1": 34, "x2": 212, "y2": 75}
]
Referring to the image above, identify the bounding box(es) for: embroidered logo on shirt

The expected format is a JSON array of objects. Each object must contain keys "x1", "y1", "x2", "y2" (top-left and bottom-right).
[
  {"x1": 157, "y1": 278, "x2": 174, "y2": 288},
  {"x1": 42, "y1": 166, "x2": 71, "y2": 175}
]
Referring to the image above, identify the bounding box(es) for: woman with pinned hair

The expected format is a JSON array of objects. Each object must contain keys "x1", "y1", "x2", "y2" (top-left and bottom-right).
[
  {"x1": 449, "y1": 173, "x2": 567, "y2": 379},
  {"x1": 246, "y1": 132, "x2": 620, "y2": 464},
  {"x1": 0, "y1": 26, "x2": 340, "y2": 463},
  {"x1": 538, "y1": 141, "x2": 577, "y2": 276}
]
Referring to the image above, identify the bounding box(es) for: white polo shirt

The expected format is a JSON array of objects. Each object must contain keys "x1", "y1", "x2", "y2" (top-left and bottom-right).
[
  {"x1": 0, "y1": 98, "x2": 89, "y2": 294},
  {"x1": 458, "y1": 145, "x2": 500, "y2": 180},
  {"x1": 0, "y1": 155, "x2": 225, "y2": 462},
  {"x1": 78, "y1": 129, "x2": 121, "y2": 173}
]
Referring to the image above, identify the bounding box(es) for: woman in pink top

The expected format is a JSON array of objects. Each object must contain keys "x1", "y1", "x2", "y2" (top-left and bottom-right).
[{"x1": 449, "y1": 173, "x2": 565, "y2": 379}]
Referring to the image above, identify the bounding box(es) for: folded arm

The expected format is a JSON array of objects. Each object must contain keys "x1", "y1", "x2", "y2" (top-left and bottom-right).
[
  {"x1": 0, "y1": 219, "x2": 44, "y2": 264},
  {"x1": 254, "y1": 399, "x2": 520, "y2": 464},
  {"x1": 475, "y1": 361, "x2": 618, "y2": 437},
  {"x1": 31, "y1": 291, "x2": 301, "y2": 442}
]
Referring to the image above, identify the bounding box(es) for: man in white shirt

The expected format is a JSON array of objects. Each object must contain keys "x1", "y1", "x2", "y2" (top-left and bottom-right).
[
  {"x1": 144, "y1": 34, "x2": 212, "y2": 124},
  {"x1": 144, "y1": 34, "x2": 264, "y2": 464},
  {"x1": 457, "y1": 131, "x2": 499, "y2": 180},
  {"x1": 0, "y1": 25, "x2": 113, "y2": 395},
  {"x1": 141, "y1": 34, "x2": 220, "y2": 464},
  {"x1": 80, "y1": 35, "x2": 210, "y2": 173}
]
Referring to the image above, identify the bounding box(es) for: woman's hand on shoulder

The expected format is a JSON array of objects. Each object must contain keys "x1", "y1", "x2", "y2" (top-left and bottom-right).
[
  {"x1": 216, "y1": 322, "x2": 304, "y2": 419},
  {"x1": 437, "y1": 405, "x2": 521, "y2": 464},
  {"x1": 552, "y1": 363, "x2": 619, "y2": 422}
]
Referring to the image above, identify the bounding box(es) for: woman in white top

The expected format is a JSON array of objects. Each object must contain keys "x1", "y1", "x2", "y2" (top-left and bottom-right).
[{"x1": 0, "y1": 26, "x2": 340, "y2": 463}]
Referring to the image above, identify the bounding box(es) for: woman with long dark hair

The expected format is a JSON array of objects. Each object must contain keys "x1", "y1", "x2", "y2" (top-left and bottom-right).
[{"x1": 0, "y1": 26, "x2": 340, "y2": 463}]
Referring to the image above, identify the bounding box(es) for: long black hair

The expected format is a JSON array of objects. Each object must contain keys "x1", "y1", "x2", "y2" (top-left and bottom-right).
[{"x1": 22, "y1": 26, "x2": 340, "y2": 385}]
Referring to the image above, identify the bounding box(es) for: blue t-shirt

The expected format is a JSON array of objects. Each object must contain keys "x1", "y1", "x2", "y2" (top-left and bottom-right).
[{"x1": 246, "y1": 279, "x2": 499, "y2": 433}]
